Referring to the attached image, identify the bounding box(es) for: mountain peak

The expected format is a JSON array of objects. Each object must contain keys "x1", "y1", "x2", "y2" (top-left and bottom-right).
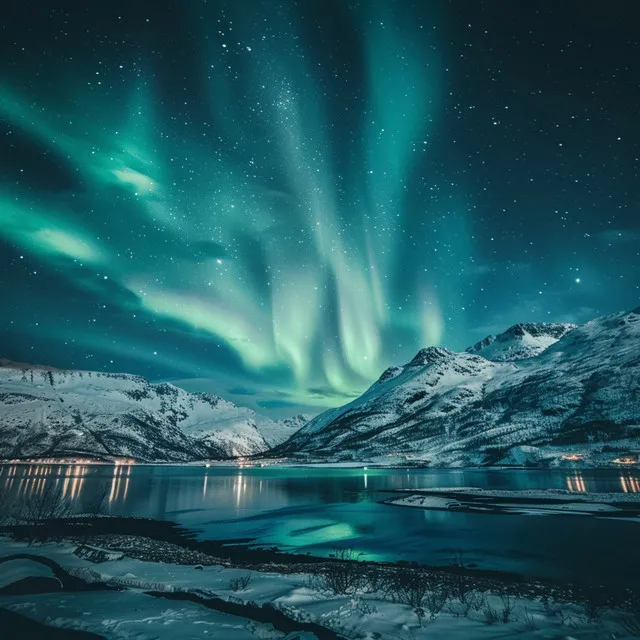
[
  {"x1": 276, "y1": 308, "x2": 638, "y2": 465},
  {"x1": 466, "y1": 322, "x2": 576, "y2": 362},
  {"x1": 407, "y1": 346, "x2": 453, "y2": 367}
]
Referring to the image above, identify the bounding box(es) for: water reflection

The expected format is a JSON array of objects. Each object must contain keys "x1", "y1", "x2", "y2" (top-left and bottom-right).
[
  {"x1": 621, "y1": 474, "x2": 640, "y2": 493},
  {"x1": 108, "y1": 464, "x2": 131, "y2": 503},
  {"x1": 1, "y1": 464, "x2": 640, "y2": 587},
  {"x1": 0, "y1": 462, "x2": 130, "y2": 510},
  {"x1": 566, "y1": 473, "x2": 587, "y2": 492},
  {"x1": 234, "y1": 473, "x2": 247, "y2": 507},
  {"x1": 2, "y1": 464, "x2": 640, "y2": 514}
]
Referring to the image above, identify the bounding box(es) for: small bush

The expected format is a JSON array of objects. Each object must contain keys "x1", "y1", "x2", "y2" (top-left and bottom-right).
[
  {"x1": 483, "y1": 602, "x2": 502, "y2": 625},
  {"x1": 581, "y1": 586, "x2": 608, "y2": 623},
  {"x1": 499, "y1": 594, "x2": 518, "y2": 623},
  {"x1": 449, "y1": 573, "x2": 473, "y2": 603},
  {"x1": 386, "y1": 571, "x2": 433, "y2": 608},
  {"x1": 558, "y1": 609, "x2": 580, "y2": 630},
  {"x1": 321, "y1": 548, "x2": 365, "y2": 595},
  {"x1": 359, "y1": 564, "x2": 385, "y2": 593},
  {"x1": 522, "y1": 607, "x2": 538, "y2": 631},
  {"x1": 541, "y1": 594, "x2": 561, "y2": 617},
  {"x1": 385, "y1": 570, "x2": 450, "y2": 619},
  {"x1": 424, "y1": 585, "x2": 451, "y2": 620},
  {"x1": 229, "y1": 574, "x2": 252, "y2": 592},
  {"x1": 447, "y1": 590, "x2": 486, "y2": 618},
  {"x1": 356, "y1": 599, "x2": 378, "y2": 615}
]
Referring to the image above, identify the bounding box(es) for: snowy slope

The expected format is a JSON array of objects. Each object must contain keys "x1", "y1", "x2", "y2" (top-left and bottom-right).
[
  {"x1": 465, "y1": 322, "x2": 576, "y2": 361},
  {"x1": 0, "y1": 362, "x2": 307, "y2": 461},
  {"x1": 275, "y1": 308, "x2": 640, "y2": 465}
]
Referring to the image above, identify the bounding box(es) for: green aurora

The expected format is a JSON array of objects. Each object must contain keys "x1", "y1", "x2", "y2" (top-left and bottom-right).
[{"x1": 0, "y1": 1, "x2": 637, "y2": 414}]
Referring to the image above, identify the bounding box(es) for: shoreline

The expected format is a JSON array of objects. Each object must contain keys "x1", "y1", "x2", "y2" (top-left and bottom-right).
[
  {"x1": 2, "y1": 515, "x2": 638, "y2": 601},
  {"x1": 2, "y1": 458, "x2": 639, "y2": 471}
]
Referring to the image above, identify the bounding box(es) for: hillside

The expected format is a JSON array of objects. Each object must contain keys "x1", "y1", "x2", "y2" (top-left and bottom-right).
[
  {"x1": 465, "y1": 322, "x2": 576, "y2": 361},
  {"x1": 0, "y1": 361, "x2": 305, "y2": 461},
  {"x1": 274, "y1": 309, "x2": 640, "y2": 465}
]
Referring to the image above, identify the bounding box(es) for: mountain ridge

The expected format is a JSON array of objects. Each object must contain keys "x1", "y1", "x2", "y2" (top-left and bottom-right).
[
  {"x1": 465, "y1": 322, "x2": 577, "y2": 362},
  {"x1": 0, "y1": 361, "x2": 305, "y2": 462},
  {"x1": 274, "y1": 308, "x2": 640, "y2": 465}
]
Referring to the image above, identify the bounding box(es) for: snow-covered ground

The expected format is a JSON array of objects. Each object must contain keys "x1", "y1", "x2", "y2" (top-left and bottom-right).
[
  {"x1": 385, "y1": 487, "x2": 640, "y2": 520},
  {"x1": 1, "y1": 535, "x2": 638, "y2": 639}
]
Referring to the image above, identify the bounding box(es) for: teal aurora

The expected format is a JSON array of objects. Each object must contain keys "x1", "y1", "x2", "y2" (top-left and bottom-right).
[{"x1": 0, "y1": 1, "x2": 638, "y2": 414}]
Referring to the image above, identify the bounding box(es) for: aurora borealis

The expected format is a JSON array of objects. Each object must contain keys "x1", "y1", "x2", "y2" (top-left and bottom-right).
[{"x1": 1, "y1": 1, "x2": 638, "y2": 414}]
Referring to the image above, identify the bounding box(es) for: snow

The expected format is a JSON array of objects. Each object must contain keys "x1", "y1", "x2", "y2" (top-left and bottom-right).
[
  {"x1": 0, "y1": 362, "x2": 309, "y2": 462},
  {"x1": 2, "y1": 590, "x2": 282, "y2": 639},
  {"x1": 385, "y1": 487, "x2": 640, "y2": 520},
  {"x1": 396, "y1": 487, "x2": 640, "y2": 503},
  {"x1": 0, "y1": 536, "x2": 634, "y2": 639},
  {"x1": 0, "y1": 558, "x2": 59, "y2": 589},
  {"x1": 466, "y1": 322, "x2": 577, "y2": 362}
]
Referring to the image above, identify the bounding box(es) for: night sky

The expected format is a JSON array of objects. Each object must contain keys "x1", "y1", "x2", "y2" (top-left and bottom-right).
[{"x1": 1, "y1": 1, "x2": 638, "y2": 415}]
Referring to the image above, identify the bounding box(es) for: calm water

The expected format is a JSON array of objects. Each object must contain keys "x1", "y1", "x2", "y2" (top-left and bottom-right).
[{"x1": 1, "y1": 463, "x2": 639, "y2": 586}]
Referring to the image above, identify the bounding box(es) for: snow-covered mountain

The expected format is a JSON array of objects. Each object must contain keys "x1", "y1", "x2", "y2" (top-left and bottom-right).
[
  {"x1": 465, "y1": 322, "x2": 576, "y2": 361},
  {"x1": 0, "y1": 361, "x2": 307, "y2": 461},
  {"x1": 275, "y1": 308, "x2": 640, "y2": 465}
]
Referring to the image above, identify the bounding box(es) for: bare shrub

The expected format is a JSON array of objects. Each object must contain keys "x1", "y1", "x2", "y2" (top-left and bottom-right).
[
  {"x1": 321, "y1": 548, "x2": 366, "y2": 595},
  {"x1": 482, "y1": 594, "x2": 518, "y2": 625},
  {"x1": 385, "y1": 570, "x2": 450, "y2": 620},
  {"x1": 303, "y1": 572, "x2": 325, "y2": 591},
  {"x1": 581, "y1": 586, "x2": 608, "y2": 623},
  {"x1": 449, "y1": 549, "x2": 468, "y2": 568},
  {"x1": 359, "y1": 564, "x2": 385, "y2": 594},
  {"x1": 386, "y1": 571, "x2": 433, "y2": 608},
  {"x1": 499, "y1": 594, "x2": 518, "y2": 623},
  {"x1": 229, "y1": 574, "x2": 252, "y2": 592},
  {"x1": 424, "y1": 585, "x2": 451, "y2": 620},
  {"x1": 541, "y1": 594, "x2": 562, "y2": 617},
  {"x1": 447, "y1": 590, "x2": 486, "y2": 618},
  {"x1": 522, "y1": 607, "x2": 538, "y2": 631},
  {"x1": 558, "y1": 609, "x2": 580, "y2": 630},
  {"x1": 15, "y1": 483, "x2": 72, "y2": 543},
  {"x1": 356, "y1": 599, "x2": 378, "y2": 615},
  {"x1": 483, "y1": 601, "x2": 502, "y2": 625},
  {"x1": 449, "y1": 573, "x2": 473, "y2": 603}
]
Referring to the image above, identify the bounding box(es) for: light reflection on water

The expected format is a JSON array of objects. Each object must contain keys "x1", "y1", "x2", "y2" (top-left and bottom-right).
[
  {"x1": 108, "y1": 464, "x2": 132, "y2": 503},
  {"x1": 566, "y1": 473, "x2": 586, "y2": 492},
  {"x1": 621, "y1": 474, "x2": 640, "y2": 493},
  {"x1": 564, "y1": 471, "x2": 639, "y2": 493},
  {"x1": 1, "y1": 464, "x2": 639, "y2": 586}
]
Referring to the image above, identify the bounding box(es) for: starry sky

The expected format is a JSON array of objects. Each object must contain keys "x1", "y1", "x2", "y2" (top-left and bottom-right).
[{"x1": 0, "y1": 1, "x2": 638, "y2": 416}]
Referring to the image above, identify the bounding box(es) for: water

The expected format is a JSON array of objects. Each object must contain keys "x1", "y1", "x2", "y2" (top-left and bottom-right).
[{"x1": 2, "y1": 463, "x2": 639, "y2": 586}]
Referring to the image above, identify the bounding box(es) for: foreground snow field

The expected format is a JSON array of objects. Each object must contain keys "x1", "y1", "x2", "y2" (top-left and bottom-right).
[{"x1": 1, "y1": 535, "x2": 639, "y2": 640}]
